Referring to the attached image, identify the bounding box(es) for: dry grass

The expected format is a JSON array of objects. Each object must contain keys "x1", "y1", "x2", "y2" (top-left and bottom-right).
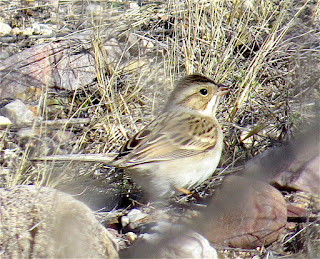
[{"x1": 0, "y1": 0, "x2": 319, "y2": 257}]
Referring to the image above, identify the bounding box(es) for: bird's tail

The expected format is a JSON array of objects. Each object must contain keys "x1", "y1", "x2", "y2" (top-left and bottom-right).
[{"x1": 33, "y1": 153, "x2": 117, "y2": 164}]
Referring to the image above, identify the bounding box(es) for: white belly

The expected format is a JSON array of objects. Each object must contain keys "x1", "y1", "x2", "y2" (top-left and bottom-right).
[
  {"x1": 127, "y1": 137, "x2": 223, "y2": 198},
  {"x1": 161, "y1": 146, "x2": 222, "y2": 189}
]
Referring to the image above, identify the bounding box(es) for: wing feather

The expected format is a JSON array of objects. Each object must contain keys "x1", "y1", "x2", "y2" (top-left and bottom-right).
[{"x1": 114, "y1": 111, "x2": 219, "y2": 167}]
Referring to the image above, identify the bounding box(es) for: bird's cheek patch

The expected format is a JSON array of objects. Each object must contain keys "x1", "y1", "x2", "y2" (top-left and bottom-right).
[{"x1": 181, "y1": 94, "x2": 208, "y2": 111}]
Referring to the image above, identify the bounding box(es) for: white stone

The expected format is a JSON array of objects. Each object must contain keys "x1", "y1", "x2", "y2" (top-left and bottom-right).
[
  {"x1": 22, "y1": 27, "x2": 34, "y2": 36},
  {"x1": 126, "y1": 232, "x2": 138, "y2": 243},
  {"x1": 140, "y1": 224, "x2": 218, "y2": 259},
  {"x1": 127, "y1": 209, "x2": 148, "y2": 223},
  {"x1": 86, "y1": 4, "x2": 103, "y2": 15},
  {"x1": 121, "y1": 216, "x2": 130, "y2": 227},
  {"x1": 0, "y1": 116, "x2": 12, "y2": 126},
  {"x1": 0, "y1": 22, "x2": 12, "y2": 36},
  {"x1": 129, "y1": 3, "x2": 140, "y2": 9},
  {"x1": 142, "y1": 39, "x2": 155, "y2": 49},
  {"x1": 32, "y1": 23, "x2": 41, "y2": 34},
  {"x1": 160, "y1": 231, "x2": 218, "y2": 259},
  {"x1": 33, "y1": 23, "x2": 53, "y2": 35},
  {"x1": 11, "y1": 27, "x2": 21, "y2": 35}
]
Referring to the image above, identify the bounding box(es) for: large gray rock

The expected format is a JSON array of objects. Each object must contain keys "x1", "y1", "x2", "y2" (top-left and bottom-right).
[{"x1": 0, "y1": 185, "x2": 119, "y2": 258}]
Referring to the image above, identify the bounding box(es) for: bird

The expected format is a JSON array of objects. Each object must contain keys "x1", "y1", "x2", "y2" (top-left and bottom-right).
[{"x1": 38, "y1": 74, "x2": 229, "y2": 199}]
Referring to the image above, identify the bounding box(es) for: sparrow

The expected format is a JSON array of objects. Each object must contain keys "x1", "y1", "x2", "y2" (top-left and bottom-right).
[{"x1": 38, "y1": 74, "x2": 229, "y2": 199}]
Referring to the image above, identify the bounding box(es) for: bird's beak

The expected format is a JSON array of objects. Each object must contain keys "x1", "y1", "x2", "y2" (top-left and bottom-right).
[{"x1": 216, "y1": 84, "x2": 229, "y2": 96}]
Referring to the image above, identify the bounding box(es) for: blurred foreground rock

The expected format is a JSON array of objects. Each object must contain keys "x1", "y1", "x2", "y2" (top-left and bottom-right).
[
  {"x1": 243, "y1": 128, "x2": 319, "y2": 196},
  {"x1": 200, "y1": 175, "x2": 287, "y2": 249},
  {"x1": 0, "y1": 185, "x2": 119, "y2": 258},
  {"x1": 273, "y1": 154, "x2": 320, "y2": 196},
  {"x1": 122, "y1": 222, "x2": 218, "y2": 259}
]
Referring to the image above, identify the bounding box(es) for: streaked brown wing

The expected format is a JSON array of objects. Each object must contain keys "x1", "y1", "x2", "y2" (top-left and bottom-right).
[{"x1": 114, "y1": 111, "x2": 218, "y2": 167}]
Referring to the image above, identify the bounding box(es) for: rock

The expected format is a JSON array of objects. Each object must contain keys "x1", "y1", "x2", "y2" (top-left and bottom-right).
[
  {"x1": 0, "y1": 51, "x2": 9, "y2": 60},
  {"x1": 127, "y1": 209, "x2": 149, "y2": 222},
  {"x1": 242, "y1": 128, "x2": 319, "y2": 187},
  {"x1": 141, "y1": 39, "x2": 155, "y2": 49},
  {"x1": 291, "y1": 155, "x2": 320, "y2": 195},
  {"x1": 0, "y1": 185, "x2": 119, "y2": 258},
  {"x1": 122, "y1": 209, "x2": 149, "y2": 229},
  {"x1": 156, "y1": 230, "x2": 218, "y2": 259},
  {"x1": 121, "y1": 215, "x2": 130, "y2": 227},
  {"x1": 0, "y1": 100, "x2": 35, "y2": 125},
  {"x1": 0, "y1": 40, "x2": 95, "y2": 97},
  {"x1": 243, "y1": 143, "x2": 296, "y2": 181},
  {"x1": 0, "y1": 115, "x2": 12, "y2": 126},
  {"x1": 240, "y1": 128, "x2": 255, "y2": 148},
  {"x1": 200, "y1": 175, "x2": 287, "y2": 249},
  {"x1": 52, "y1": 130, "x2": 75, "y2": 143},
  {"x1": 10, "y1": 27, "x2": 21, "y2": 36},
  {"x1": 0, "y1": 32, "x2": 133, "y2": 98},
  {"x1": 0, "y1": 22, "x2": 12, "y2": 36},
  {"x1": 32, "y1": 23, "x2": 53, "y2": 35},
  {"x1": 123, "y1": 222, "x2": 217, "y2": 258},
  {"x1": 287, "y1": 204, "x2": 307, "y2": 217},
  {"x1": 274, "y1": 155, "x2": 320, "y2": 196},
  {"x1": 17, "y1": 128, "x2": 37, "y2": 138},
  {"x1": 129, "y1": 3, "x2": 140, "y2": 9},
  {"x1": 86, "y1": 4, "x2": 104, "y2": 15},
  {"x1": 127, "y1": 209, "x2": 148, "y2": 229},
  {"x1": 126, "y1": 232, "x2": 138, "y2": 243},
  {"x1": 22, "y1": 27, "x2": 35, "y2": 36}
]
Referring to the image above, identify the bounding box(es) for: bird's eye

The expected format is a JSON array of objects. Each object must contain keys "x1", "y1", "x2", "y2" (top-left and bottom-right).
[{"x1": 199, "y1": 88, "x2": 208, "y2": 96}]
